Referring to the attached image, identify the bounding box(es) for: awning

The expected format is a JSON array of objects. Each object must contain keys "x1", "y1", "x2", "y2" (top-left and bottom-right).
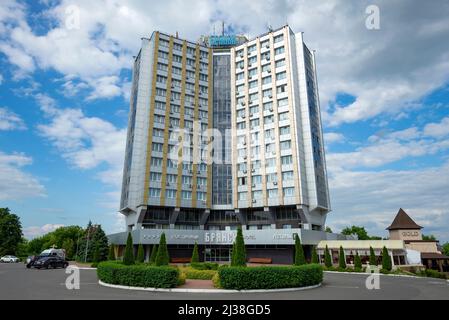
[{"x1": 421, "y1": 252, "x2": 449, "y2": 260}]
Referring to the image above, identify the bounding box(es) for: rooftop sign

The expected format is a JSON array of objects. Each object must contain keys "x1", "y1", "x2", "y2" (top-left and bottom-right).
[{"x1": 208, "y1": 35, "x2": 239, "y2": 47}]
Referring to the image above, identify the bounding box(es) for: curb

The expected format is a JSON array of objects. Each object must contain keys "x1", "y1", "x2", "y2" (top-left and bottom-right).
[
  {"x1": 324, "y1": 270, "x2": 434, "y2": 280},
  {"x1": 98, "y1": 280, "x2": 322, "y2": 293}
]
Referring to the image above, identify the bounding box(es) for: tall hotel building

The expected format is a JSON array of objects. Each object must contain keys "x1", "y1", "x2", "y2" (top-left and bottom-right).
[{"x1": 110, "y1": 26, "x2": 346, "y2": 263}]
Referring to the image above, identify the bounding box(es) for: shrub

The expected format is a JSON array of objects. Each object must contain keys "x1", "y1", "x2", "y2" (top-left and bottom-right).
[
  {"x1": 338, "y1": 246, "x2": 346, "y2": 269},
  {"x1": 212, "y1": 272, "x2": 221, "y2": 288},
  {"x1": 136, "y1": 244, "x2": 145, "y2": 264},
  {"x1": 294, "y1": 234, "x2": 306, "y2": 266},
  {"x1": 381, "y1": 246, "x2": 392, "y2": 271},
  {"x1": 155, "y1": 233, "x2": 169, "y2": 266},
  {"x1": 424, "y1": 269, "x2": 447, "y2": 279},
  {"x1": 91, "y1": 262, "x2": 98, "y2": 268},
  {"x1": 123, "y1": 233, "x2": 135, "y2": 266},
  {"x1": 191, "y1": 262, "x2": 219, "y2": 270},
  {"x1": 177, "y1": 272, "x2": 186, "y2": 286},
  {"x1": 108, "y1": 244, "x2": 115, "y2": 261},
  {"x1": 311, "y1": 246, "x2": 319, "y2": 264},
  {"x1": 354, "y1": 253, "x2": 362, "y2": 271},
  {"x1": 182, "y1": 267, "x2": 217, "y2": 280},
  {"x1": 191, "y1": 242, "x2": 199, "y2": 263},
  {"x1": 149, "y1": 244, "x2": 158, "y2": 264},
  {"x1": 218, "y1": 264, "x2": 323, "y2": 290},
  {"x1": 97, "y1": 261, "x2": 179, "y2": 288},
  {"x1": 232, "y1": 227, "x2": 246, "y2": 267},
  {"x1": 369, "y1": 247, "x2": 377, "y2": 266},
  {"x1": 324, "y1": 245, "x2": 332, "y2": 268}
]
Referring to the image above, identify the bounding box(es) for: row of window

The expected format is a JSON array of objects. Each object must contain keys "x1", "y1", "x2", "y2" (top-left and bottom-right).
[
  {"x1": 236, "y1": 126, "x2": 290, "y2": 145},
  {"x1": 157, "y1": 62, "x2": 209, "y2": 81},
  {"x1": 237, "y1": 186, "x2": 294, "y2": 201},
  {"x1": 149, "y1": 188, "x2": 207, "y2": 201},
  {"x1": 159, "y1": 39, "x2": 208, "y2": 58},
  {"x1": 150, "y1": 157, "x2": 208, "y2": 170},
  {"x1": 238, "y1": 171, "x2": 294, "y2": 186},
  {"x1": 237, "y1": 140, "x2": 292, "y2": 158},
  {"x1": 156, "y1": 75, "x2": 208, "y2": 94},
  {"x1": 235, "y1": 59, "x2": 285, "y2": 81},
  {"x1": 235, "y1": 34, "x2": 284, "y2": 57},
  {"x1": 236, "y1": 111, "x2": 290, "y2": 130},
  {"x1": 150, "y1": 172, "x2": 207, "y2": 185},
  {"x1": 237, "y1": 155, "x2": 293, "y2": 172},
  {"x1": 155, "y1": 88, "x2": 209, "y2": 105},
  {"x1": 154, "y1": 102, "x2": 208, "y2": 118}
]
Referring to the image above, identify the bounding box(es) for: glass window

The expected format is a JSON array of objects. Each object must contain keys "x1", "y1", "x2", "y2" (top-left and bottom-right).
[
  {"x1": 276, "y1": 71, "x2": 287, "y2": 81},
  {"x1": 282, "y1": 171, "x2": 294, "y2": 181},
  {"x1": 262, "y1": 76, "x2": 272, "y2": 85},
  {"x1": 266, "y1": 157, "x2": 276, "y2": 167},
  {"x1": 274, "y1": 34, "x2": 284, "y2": 43},
  {"x1": 275, "y1": 46, "x2": 285, "y2": 55},
  {"x1": 283, "y1": 187, "x2": 295, "y2": 197},
  {"x1": 238, "y1": 192, "x2": 247, "y2": 201},
  {"x1": 279, "y1": 112, "x2": 289, "y2": 121},
  {"x1": 280, "y1": 126, "x2": 290, "y2": 135},
  {"x1": 263, "y1": 102, "x2": 273, "y2": 112},
  {"x1": 252, "y1": 175, "x2": 262, "y2": 185},
  {"x1": 280, "y1": 140, "x2": 291, "y2": 150},
  {"x1": 268, "y1": 189, "x2": 278, "y2": 197},
  {"x1": 281, "y1": 155, "x2": 293, "y2": 165},
  {"x1": 267, "y1": 172, "x2": 277, "y2": 182},
  {"x1": 275, "y1": 59, "x2": 285, "y2": 68}
]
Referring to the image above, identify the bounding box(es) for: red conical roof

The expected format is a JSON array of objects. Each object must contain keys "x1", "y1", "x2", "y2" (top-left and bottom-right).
[{"x1": 387, "y1": 208, "x2": 423, "y2": 230}]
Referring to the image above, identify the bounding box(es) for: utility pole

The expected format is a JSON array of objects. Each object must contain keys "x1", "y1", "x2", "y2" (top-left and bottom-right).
[{"x1": 84, "y1": 226, "x2": 91, "y2": 263}]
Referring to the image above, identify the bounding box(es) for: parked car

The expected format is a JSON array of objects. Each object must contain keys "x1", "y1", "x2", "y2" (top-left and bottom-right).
[
  {"x1": 26, "y1": 248, "x2": 67, "y2": 269},
  {"x1": 32, "y1": 255, "x2": 69, "y2": 269},
  {"x1": 0, "y1": 255, "x2": 20, "y2": 263}
]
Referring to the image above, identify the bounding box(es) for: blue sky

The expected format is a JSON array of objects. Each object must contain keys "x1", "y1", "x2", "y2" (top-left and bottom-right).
[{"x1": 1, "y1": 0, "x2": 449, "y2": 242}]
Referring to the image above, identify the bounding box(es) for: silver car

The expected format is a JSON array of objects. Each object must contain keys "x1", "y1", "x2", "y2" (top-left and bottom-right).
[{"x1": 0, "y1": 255, "x2": 19, "y2": 263}]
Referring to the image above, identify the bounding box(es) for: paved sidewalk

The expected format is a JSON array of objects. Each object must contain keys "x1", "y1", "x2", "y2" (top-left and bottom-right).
[{"x1": 178, "y1": 279, "x2": 215, "y2": 289}]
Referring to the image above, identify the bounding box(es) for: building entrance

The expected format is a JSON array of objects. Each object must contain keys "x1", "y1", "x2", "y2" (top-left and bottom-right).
[{"x1": 204, "y1": 246, "x2": 231, "y2": 262}]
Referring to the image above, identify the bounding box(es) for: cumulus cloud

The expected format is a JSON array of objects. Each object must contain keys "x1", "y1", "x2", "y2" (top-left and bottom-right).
[
  {"x1": 23, "y1": 223, "x2": 65, "y2": 239},
  {"x1": 0, "y1": 107, "x2": 26, "y2": 130},
  {"x1": 0, "y1": 151, "x2": 46, "y2": 201},
  {"x1": 324, "y1": 132, "x2": 345, "y2": 144}
]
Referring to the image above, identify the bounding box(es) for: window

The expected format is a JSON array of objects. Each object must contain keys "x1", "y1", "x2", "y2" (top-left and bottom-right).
[
  {"x1": 274, "y1": 34, "x2": 284, "y2": 43},
  {"x1": 267, "y1": 172, "x2": 277, "y2": 182},
  {"x1": 252, "y1": 175, "x2": 262, "y2": 185},
  {"x1": 277, "y1": 85, "x2": 287, "y2": 94},
  {"x1": 172, "y1": 66, "x2": 182, "y2": 75},
  {"x1": 263, "y1": 102, "x2": 273, "y2": 112},
  {"x1": 167, "y1": 159, "x2": 178, "y2": 169},
  {"x1": 261, "y1": 51, "x2": 270, "y2": 61},
  {"x1": 156, "y1": 88, "x2": 166, "y2": 97},
  {"x1": 249, "y1": 93, "x2": 258, "y2": 101},
  {"x1": 154, "y1": 115, "x2": 165, "y2": 124},
  {"x1": 248, "y1": 55, "x2": 257, "y2": 64},
  {"x1": 275, "y1": 59, "x2": 285, "y2": 68},
  {"x1": 274, "y1": 46, "x2": 285, "y2": 55},
  {"x1": 238, "y1": 177, "x2": 247, "y2": 186},
  {"x1": 149, "y1": 188, "x2": 161, "y2": 197},
  {"x1": 247, "y1": 44, "x2": 256, "y2": 53},
  {"x1": 197, "y1": 192, "x2": 206, "y2": 201},
  {"x1": 278, "y1": 98, "x2": 288, "y2": 108},
  {"x1": 152, "y1": 143, "x2": 163, "y2": 152},
  {"x1": 252, "y1": 191, "x2": 262, "y2": 199},
  {"x1": 156, "y1": 75, "x2": 167, "y2": 84},
  {"x1": 250, "y1": 119, "x2": 260, "y2": 129},
  {"x1": 248, "y1": 68, "x2": 258, "y2": 77},
  {"x1": 276, "y1": 71, "x2": 287, "y2": 81},
  {"x1": 250, "y1": 132, "x2": 259, "y2": 144},
  {"x1": 251, "y1": 146, "x2": 260, "y2": 157},
  {"x1": 263, "y1": 89, "x2": 272, "y2": 98},
  {"x1": 182, "y1": 175, "x2": 192, "y2": 185},
  {"x1": 150, "y1": 172, "x2": 162, "y2": 182},
  {"x1": 155, "y1": 101, "x2": 165, "y2": 111},
  {"x1": 283, "y1": 187, "x2": 295, "y2": 197},
  {"x1": 237, "y1": 109, "x2": 246, "y2": 118},
  {"x1": 252, "y1": 160, "x2": 261, "y2": 169},
  {"x1": 238, "y1": 148, "x2": 247, "y2": 158},
  {"x1": 238, "y1": 192, "x2": 247, "y2": 201},
  {"x1": 237, "y1": 121, "x2": 246, "y2": 130},
  {"x1": 249, "y1": 106, "x2": 259, "y2": 115},
  {"x1": 151, "y1": 157, "x2": 162, "y2": 167},
  {"x1": 236, "y1": 84, "x2": 245, "y2": 94},
  {"x1": 262, "y1": 64, "x2": 271, "y2": 73},
  {"x1": 238, "y1": 163, "x2": 247, "y2": 172},
  {"x1": 166, "y1": 189, "x2": 177, "y2": 199},
  {"x1": 268, "y1": 189, "x2": 278, "y2": 197},
  {"x1": 173, "y1": 43, "x2": 183, "y2": 51},
  {"x1": 280, "y1": 140, "x2": 291, "y2": 150},
  {"x1": 236, "y1": 61, "x2": 244, "y2": 69},
  {"x1": 265, "y1": 128, "x2": 275, "y2": 140},
  {"x1": 153, "y1": 128, "x2": 164, "y2": 138},
  {"x1": 158, "y1": 50, "x2": 168, "y2": 60},
  {"x1": 282, "y1": 171, "x2": 294, "y2": 181},
  {"x1": 173, "y1": 54, "x2": 182, "y2": 63},
  {"x1": 280, "y1": 126, "x2": 290, "y2": 135},
  {"x1": 159, "y1": 39, "x2": 169, "y2": 47},
  {"x1": 197, "y1": 177, "x2": 207, "y2": 185},
  {"x1": 279, "y1": 112, "x2": 289, "y2": 121},
  {"x1": 182, "y1": 191, "x2": 192, "y2": 199},
  {"x1": 264, "y1": 115, "x2": 274, "y2": 124},
  {"x1": 249, "y1": 80, "x2": 258, "y2": 89},
  {"x1": 167, "y1": 174, "x2": 177, "y2": 183},
  {"x1": 265, "y1": 143, "x2": 275, "y2": 153},
  {"x1": 262, "y1": 76, "x2": 272, "y2": 85},
  {"x1": 281, "y1": 155, "x2": 293, "y2": 165},
  {"x1": 236, "y1": 72, "x2": 244, "y2": 80}
]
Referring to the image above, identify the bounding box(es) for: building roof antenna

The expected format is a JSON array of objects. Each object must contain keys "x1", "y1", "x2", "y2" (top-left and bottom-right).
[
  {"x1": 222, "y1": 21, "x2": 225, "y2": 36},
  {"x1": 267, "y1": 24, "x2": 273, "y2": 32}
]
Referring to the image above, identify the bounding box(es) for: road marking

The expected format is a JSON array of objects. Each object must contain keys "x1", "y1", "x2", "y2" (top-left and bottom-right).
[
  {"x1": 326, "y1": 285, "x2": 360, "y2": 289},
  {"x1": 59, "y1": 282, "x2": 98, "y2": 286}
]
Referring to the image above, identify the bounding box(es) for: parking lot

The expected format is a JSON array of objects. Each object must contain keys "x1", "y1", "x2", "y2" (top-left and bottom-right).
[{"x1": 0, "y1": 263, "x2": 448, "y2": 300}]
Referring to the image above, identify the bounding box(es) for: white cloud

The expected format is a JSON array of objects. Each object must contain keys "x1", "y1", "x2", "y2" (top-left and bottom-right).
[
  {"x1": 36, "y1": 94, "x2": 126, "y2": 190},
  {"x1": 23, "y1": 223, "x2": 65, "y2": 239},
  {"x1": 0, "y1": 107, "x2": 26, "y2": 130},
  {"x1": 324, "y1": 132, "x2": 345, "y2": 144},
  {"x1": 0, "y1": 73, "x2": 3, "y2": 85},
  {"x1": 0, "y1": 151, "x2": 46, "y2": 201},
  {"x1": 423, "y1": 117, "x2": 449, "y2": 138}
]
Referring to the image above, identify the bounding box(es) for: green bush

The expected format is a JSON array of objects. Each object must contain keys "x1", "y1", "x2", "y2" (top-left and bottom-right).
[
  {"x1": 191, "y1": 242, "x2": 199, "y2": 263},
  {"x1": 338, "y1": 246, "x2": 346, "y2": 269},
  {"x1": 324, "y1": 245, "x2": 332, "y2": 268},
  {"x1": 354, "y1": 253, "x2": 362, "y2": 271},
  {"x1": 191, "y1": 262, "x2": 219, "y2": 270},
  {"x1": 123, "y1": 233, "x2": 135, "y2": 265},
  {"x1": 311, "y1": 246, "x2": 319, "y2": 264},
  {"x1": 149, "y1": 244, "x2": 157, "y2": 264},
  {"x1": 97, "y1": 261, "x2": 179, "y2": 288},
  {"x1": 108, "y1": 244, "x2": 115, "y2": 261},
  {"x1": 369, "y1": 247, "x2": 377, "y2": 266},
  {"x1": 424, "y1": 269, "x2": 447, "y2": 279},
  {"x1": 182, "y1": 267, "x2": 217, "y2": 280},
  {"x1": 177, "y1": 272, "x2": 186, "y2": 286},
  {"x1": 136, "y1": 244, "x2": 145, "y2": 264},
  {"x1": 212, "y1": 272, "x2": 221, "y2": 288},
  {"x1": 381, "y1": 246, "x2": 392, "y2": 271},
  {"x1": 218, "y1": 264, "x2": 323, "y2": 290},
  {"x1": 294, "y1": 234, "x2": 306, "y2": 266},
  {"x1": 232, "y1": 227, "x2": 246, "y2": 267}
]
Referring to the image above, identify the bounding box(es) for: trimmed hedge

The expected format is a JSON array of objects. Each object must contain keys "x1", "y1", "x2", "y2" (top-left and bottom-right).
[
  {"x1": 191, "y1": 262, "x2": 219, "y2": 270},
  {"x1": 182, "y1": 267, "x2": 217, "y2": 280},
  {"x1": 218, "y1": 264, "x2": 323, "y2": 290},
  {"x1": 97, "y1": 261, "x2": 179, "y2": 288}
]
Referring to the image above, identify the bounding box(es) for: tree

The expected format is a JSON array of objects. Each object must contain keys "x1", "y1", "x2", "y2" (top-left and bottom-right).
[
  {"x1": 325, "y1": 227, "x2": 333, "y2": 233},
  {"x1": 230, "y1": 242, "x2": 236, "y2": 266},
  {"x1": 123, "y1": 233, "x2": 135, "y2": 265},
  {"x1": 0, "y1": 208, "x2": 23, "y2": 256},
  {"x1": 443, "y1": 243, "x2": 449, "y2": 257},
  {"x1": 191, "y1": 241, "x2": 199, "y2": 263},
  {"x1": 62, "y1": 238, "x2": 75, "y2": 260},
  {"x1": 108, "y1": 244, "x2": 116, "y2": 261},
  {"x1": 136, "y1": 244, "x2": 145, "y2": 263},
  {"x1": 90, "y1": 225, "x2": 109, "y2": 262},
  {"x1": 93, "y1": 244, "x2": 101, "y2": 263},
  {"x1": 381, "y1": 246, "x2": 392, "y2": 271},
  {"x1": 155, "y1": 233, "x2": 170, "y2": 266},
  {"x1": 294, "y1": 234, "x2": 306, "y2": 265},
  {"x1": 231, "y1": 227, "x2": 246, "y2": 267},
  {"x1": 354, "y1": 252, "x2": 362, "y2": 271},
  {"x1": 342, "y1": 226, "x2": 370, "y2": 240},
  {"x1": 149, "y1": 244, "x2": 158, "y2": 264},
  {"x1": 338, "y1": 246, "x2": 346, "y2": 269},
  {"x1": 324, "y1": 245, "x2": 332, "y2": 268},
  {"x1": 422, "y1": 234, "x2": 437, "y2": 241},
  {"x1": 369, "y1": 246, "x2": 377, "y2": 266},
  {"x1": 311, "y1": 246, "x2": 319, "y2": 264}
]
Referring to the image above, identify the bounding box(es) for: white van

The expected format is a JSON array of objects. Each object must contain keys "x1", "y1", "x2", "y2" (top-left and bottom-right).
[{"x1": 40, "y1": 249, "x2": 66, "y2": 260}]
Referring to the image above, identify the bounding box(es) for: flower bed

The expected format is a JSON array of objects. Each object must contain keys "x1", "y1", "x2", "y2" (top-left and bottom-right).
[
  {"x1": 97, "y1": 261, "x2": 179, "y2": 288},
  {"x1": 218, "y1": 264, "x2": 323, "y2": 290}
]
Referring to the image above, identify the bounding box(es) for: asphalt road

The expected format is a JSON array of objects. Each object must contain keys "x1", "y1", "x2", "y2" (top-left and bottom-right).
[{"x1": 0, "y1": 263, "x2": 448, "y2": 300}]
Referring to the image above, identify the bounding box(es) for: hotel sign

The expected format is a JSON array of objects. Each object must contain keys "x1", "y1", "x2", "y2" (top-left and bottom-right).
[{"x1": 208, "y1": 36, "x2": 239, "y2": 47}]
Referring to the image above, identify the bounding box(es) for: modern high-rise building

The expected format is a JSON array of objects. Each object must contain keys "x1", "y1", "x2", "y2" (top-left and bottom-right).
[{"x1": 110, "y1": 26, "x2": 345, "y2": 263}]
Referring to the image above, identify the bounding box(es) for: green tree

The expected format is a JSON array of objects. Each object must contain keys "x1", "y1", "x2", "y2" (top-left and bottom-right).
[
  {"x1": 90, "y1": 225, "x2": 109, "y2": 262},
  {"x1": 108, "y1": 244, "x2": 116, "y2": 261},
  {"x1": 191, "y1": 241, "x2": 199, "y2": 263},
  {"x1": 369, "y1": 247, "x2": 377, "y2": 266},
  {"x1": 422, "y1": 234, "x2": 437, "y2": 241},
  {"x1": 294, "y1": 234, "x2": 306, "y2": 265},
  {"x1": 325, "y1": 227, "x2": 333, "y2": 233},
  {"x1": 155, "y1": 233, "x2": 170, "y2": 266},
  {"x1": 354, "y1": 252, "x2": 362, "y2": 271},
  {"x1": 62, "y1": 238, "x2": 75, "y2": 260},
  {"x1": 93, "y1": 244, "x2": 101, "y2": 263},
  {"x1": 338, "y1": 246, "x2": 347, "y2": 269},
  {"x1": 123, "y1": 233, "x2": 135, "y2": 265},
  {"x1": 311, "y1": 246, "x2": 319, "y2": 264},
  {"x1": 149, "y1": 244, "x2": 158, "y2": 264},
  {"x1": 341, "y1": 225, "x2": 370, "y2": 240},
  {"x1": 324, "y1": 245, "x2": 332, "y2": 268},
  {"x1": 0, "y1": 208, "x2": 23, "y2": 256},
  {"x1": 381, "y1": 246, "x2": 392, "y2": 271},
  {"x1": 231, "y1": 227, "x2": 246, "y2": 267},
  {"x1": 443, "y1": 243, "x2": 449, "y2": 257},
  {"x1": 136, "y1": 244, "x2": 145, "y2": 263},
  {"x1": 230, "y1": 242, "x2": 236, "y2": 266}
]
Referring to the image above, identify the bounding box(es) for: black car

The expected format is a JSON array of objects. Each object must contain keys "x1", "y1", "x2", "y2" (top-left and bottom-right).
[{"x1": 28, "y1": 255, "x2": 68, "y2": 269}]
